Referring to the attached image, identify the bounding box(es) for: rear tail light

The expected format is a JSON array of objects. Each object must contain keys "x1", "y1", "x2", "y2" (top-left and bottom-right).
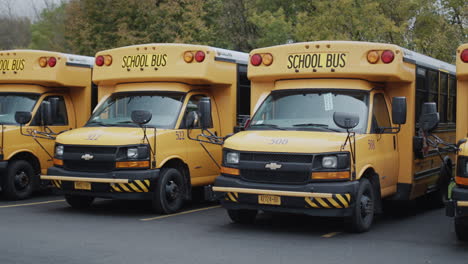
[
  {"x1": 95, "y1": 56, "x2": 104, "y2": 66},
  {"x1": 48, "y1": 57, "x2": 57, "y2": 67},
  {"x1": 104, "y1": 55, "x2": 113, "y2": 66},
  {"x1": 367, "y1": 51, "x2": 379, "y2": 64},
  {"x1": 381, "y1": 50, "x2": 395, "y2": 63},
  {"x1": 39, "y1": 57, "x2": 47, "y2": 67},
  {"x1": 250, "y1": 54, "x2": 262, "y2": 66},
  {"x1": 184, "y1": 51, "x2": 194, "y2": 63},
  {"x1": 195, "y1": 51, "x2": 205, "y2": 62},
  {"x1": 456, "y1": 156, "x2": 468, "y2": 186},
  {"x1": 461, "y1": 49, "x2": 468, "y2": 63}
]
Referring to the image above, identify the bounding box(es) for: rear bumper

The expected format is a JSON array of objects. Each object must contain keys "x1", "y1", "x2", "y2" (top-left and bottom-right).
[
  {"x1": 44, "y1": 166, "x2": 160, "y2": 200},
  {"x1": 446, "y1": 186, "x2": 468, "y2": 217},
  {"x1": 213, "y1": 175, "x2": 359, "y2": 217}
]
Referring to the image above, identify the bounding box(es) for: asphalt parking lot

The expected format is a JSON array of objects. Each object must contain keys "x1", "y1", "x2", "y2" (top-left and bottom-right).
[{"x1": 0, "y1": 193, "x2": 467, "y2": 264}]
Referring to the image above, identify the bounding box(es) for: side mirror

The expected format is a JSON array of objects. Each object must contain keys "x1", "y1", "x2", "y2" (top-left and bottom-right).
[
  {"x1": 40, "y1": 101, "x2": 53, "y2": 126},
  {"x1": 392, "y1": 97, "x2": 406, "y2": 125},
  {"x1": 185, "y1": 111, "x2": 199, "y2": 129},
  {"x1": 131, "y1": 110, "x2": 152, "y2": 125},
  {"x1": 333, "y1": 112, "x2": 359, "y2": 130},
  {"x1": 15, "y1": 111, "x2": 32, "y2": 125},
  {"x1": 49, "y1": 97, "x2": 60, "y2": 122},
  {"x1": 198, "y1": 97, "x2": 212, "y2": 130},
  {"x1": 419, "y1": 102, "x2": 439, "y2": 132}
]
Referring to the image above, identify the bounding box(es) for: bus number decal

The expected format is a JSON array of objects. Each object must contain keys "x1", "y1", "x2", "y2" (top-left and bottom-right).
[
  {"x1": 176, "y1": 131, "x2": 185, "y2": 140},
  {"x1": 368, "y1": 139, "x2": 375, "y2": 150},
  {"x1": 268, "y1": 138, "x2": 288, "y2": 145},
  {"x1": 122, "y1": 54, "x2": 167, "y2": 68}
]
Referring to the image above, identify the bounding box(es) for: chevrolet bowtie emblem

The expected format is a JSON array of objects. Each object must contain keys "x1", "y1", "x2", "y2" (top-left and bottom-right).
[
  {"x1": 81, "y1": 153, "x2": 94, "y2": 161},
  {"x1": 265, "y1": 162, "x2": 282, "y2": 170}
]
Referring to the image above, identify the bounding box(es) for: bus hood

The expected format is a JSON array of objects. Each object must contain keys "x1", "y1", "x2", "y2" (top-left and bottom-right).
[
  {"x1": 224, "y1": 130, "x2": 356, "y2": 153},
  {"x1": 56, "y1": 127, "x2": 157, "y2": 146}
]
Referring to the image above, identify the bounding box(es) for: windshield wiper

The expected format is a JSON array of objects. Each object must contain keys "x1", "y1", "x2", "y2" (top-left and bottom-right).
[
  {"x1": 87, "y1": 121, "x2": 117, "y2": 127},
  {"x1": 250, "y1": 123, "x2": 286, "y2": 130},
  {"x1": 292, "y1": 123, "x2": 340, "y2": 132}
]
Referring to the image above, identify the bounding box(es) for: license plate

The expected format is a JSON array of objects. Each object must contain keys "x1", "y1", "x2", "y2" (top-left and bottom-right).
[
  {"x1": 287, "y1": 52, "x2": 347, "y2": 70},
  {"x1": 74, "y1": 181, "x2": 91, "y2": 190},
  {"x1": 258, "y1": 194, "x2": 281, "y2": 205}
]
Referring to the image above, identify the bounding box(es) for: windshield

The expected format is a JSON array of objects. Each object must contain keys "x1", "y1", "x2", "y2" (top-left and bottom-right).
[
  {"x1": 87, "y1": 92, "x2": 185, "y2": 128},
  {"x1": 249, "y1": 90, "x2": 369, "y2": 133},
  {"x1": 0, "y1": 93, "x2": 39, "y2": 125}
]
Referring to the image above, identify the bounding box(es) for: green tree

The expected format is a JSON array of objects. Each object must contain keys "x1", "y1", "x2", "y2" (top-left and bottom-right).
[{"x1": 29, "y1": 2, "x2": 68, "y2": 52}]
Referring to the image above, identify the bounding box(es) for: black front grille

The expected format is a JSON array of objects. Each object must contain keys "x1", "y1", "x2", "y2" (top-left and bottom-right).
[
  {"x1": 64, "y1": 146, "x2": 117, "y2": 155},
  {"x1": 240, "y1": 153, "x2": 313, "y2": 163},
  {"x1": 240, "y1": 170, "x2": 309, "y2": 184},
  {"x1": 64, "y1": 160, "x2": 115, "y2": 173}
]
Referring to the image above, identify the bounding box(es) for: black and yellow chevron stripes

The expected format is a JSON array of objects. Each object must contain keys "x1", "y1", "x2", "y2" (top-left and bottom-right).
[
  {"x1": 305, "y1": 194, "x2": 351, "y2": 209},
  {"x1": 225, "y1": 192, "x2": 239, "y2": 203},
  {"x1": 51, "y1": 180, "x2": 62, "y2": 189},
  {"x1": 111, "y1": 180, "x2": 151, "y2": 193}
]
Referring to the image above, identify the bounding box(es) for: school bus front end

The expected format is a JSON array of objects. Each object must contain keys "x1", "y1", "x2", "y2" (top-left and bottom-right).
[
  {"x1": 0, "y1": 50, "x2": 94, "y2": 200},
  {"x1": 213, "y1": 41, "x2": 456, "y2": 232},
  {"x1": 45, "y1": 44, "x2": 250, "y2": 213},
  {"x1": 446, "y1": 44, "x2": 468, "y2": 240}
]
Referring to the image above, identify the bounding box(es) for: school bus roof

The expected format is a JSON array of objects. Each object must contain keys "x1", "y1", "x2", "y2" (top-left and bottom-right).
[
  {"x1": 93, "y1": 43, "x2": 248, "y2": 86},
  {"x1": 248, "y1": 41, "x2": 454, "y2": 82},
  {"x1": 0, "y1": 49, "x2": 93, "y2": 87},
  {"x1": 457, "y1": 43, "x2": 468, "y2": 81}
]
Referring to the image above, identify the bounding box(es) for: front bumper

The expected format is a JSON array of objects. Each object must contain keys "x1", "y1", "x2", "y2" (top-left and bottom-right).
[
  {"x1": 213, "y1": 175, "x2": 359, "y2": 217},
  {"x1": 446, "y1": 186, "x2": 468, "y2": 217},
  {"x1": 44, "y1": 166, "x2": 160, "y2": 200}
]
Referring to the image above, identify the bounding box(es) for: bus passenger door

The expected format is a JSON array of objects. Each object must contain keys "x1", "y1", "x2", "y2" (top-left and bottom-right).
[
  {"x1": 371, "y1": 93, "x2": 398, "y2": 190},
  {"x1": 183, "y1": 94, "x2": 222, "y2": 185}
]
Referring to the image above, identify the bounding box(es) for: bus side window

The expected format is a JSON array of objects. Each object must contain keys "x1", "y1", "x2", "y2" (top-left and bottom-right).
[
  {"x1": 371, "y1": 93, "x2": 391, "y2": 133},
  {"x1": 31, "y1": 96, "x2": 68, "y2": 126}
]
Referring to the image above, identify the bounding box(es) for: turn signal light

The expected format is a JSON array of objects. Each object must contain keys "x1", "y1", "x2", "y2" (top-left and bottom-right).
[
  {"x1": 367, "y1": 51, "x2": 380, "y2": 64},
  {"x1": 456, "y1": 176, "x2": 468, "y2": 186},
  {"x1": 104, "y1": 55, "x2": 113, "y2": 66},
  {"x1": 53, "y1": 158, "x2": 63, "y2": 166},
  {"x1": 48, "y1": 57, "x2": 57, "y2": 67},
  {"x1": 312, "y1": 171, "x2": 350, "y2": 180},
  {"x1": 381, "y1": 50, "x2": 395, "y2": 63},
  {"x1": 95, "y1": 55, "x2": 105, "y2": 66},
  {"x1": 195, "y1": 51, "x2": 205, "y2": 62},
  {"x1": 250, "y1": 54, "x2": 262, "y2": 66},
  {"x1": 116, "y1": 161, "x2": 150, "y2": 168},
  {"x1": 184, "y1": 51, "x2": 194, "y2": 63},
  {"x1": 262, "y1": 53, "x2": 274, "y2": 66},
  {"x1": 220, "y1": 166, "x2": 240, "y2": 176},
  {"x1": 39, "y1": 57, "x2": 47, "y2": 67},
  {"x1": 461, "y1": 49, "x2": 468, "y2": 63}
]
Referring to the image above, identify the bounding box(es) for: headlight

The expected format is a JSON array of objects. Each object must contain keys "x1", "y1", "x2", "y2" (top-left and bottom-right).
[
  {"x1": 226, "y1": 152, "x2": 240, "y2": 164},
  {"x1": 322, "y1": 156, "x2": 337, "y2": 168},
  {"x1": 55, "y1": 145, "x2": 64, "y2": 158},
  {"x1": 127, "y1": 148, "x2": 139, "y2": 159}
]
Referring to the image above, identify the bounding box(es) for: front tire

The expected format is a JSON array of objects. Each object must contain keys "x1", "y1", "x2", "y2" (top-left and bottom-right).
[
  {"x1": 227, "y1": 209, "x2": 257, "y2": 224},
  {"x1": 455, "y1": 216, "x2": 468, "y2": 241},
  {"x1": 152, "y1": 168, "x2": 185, "y2": 214},
  {"x1": 349, "y1": 178, "x2": 375, "y2": 233},
  {"x1": 4, "y1": 160, "x2": 36, "y2": 200},
  {"x1": 65, "y1": 195, "x2": 94, "y2": 209}
]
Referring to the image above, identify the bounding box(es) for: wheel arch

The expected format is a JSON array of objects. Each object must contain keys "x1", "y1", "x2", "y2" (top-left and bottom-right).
[
  {"x1": 160, "y1": 157, "x2": 191, "y2": 199},
  {"x1": 8, "y1": 151, "x2": 41, "y2": 175}
]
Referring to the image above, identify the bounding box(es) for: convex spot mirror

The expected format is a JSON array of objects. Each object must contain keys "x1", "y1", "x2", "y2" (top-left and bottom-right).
[
  {"x1": 198, "y1": 97, "x2": 212, "y2": 130},
  {"x1": 333, "y1": 112, "x2": 359, "y2": 130},
  {"x1": 15, "y1": 111, "x2": 32, "y2": 125},
  {"x1": 392, "y1": 97, "x2": 407, "y2": 125},
  {"x1": 131, "y1": 110, "x2": 152, "y2": 125},
  {"x1": 419, "y1": 102, "x2": 439, "y2": 133},
  {"x1": 186, "y1": 111, "x2": 200, "y2": 129}
]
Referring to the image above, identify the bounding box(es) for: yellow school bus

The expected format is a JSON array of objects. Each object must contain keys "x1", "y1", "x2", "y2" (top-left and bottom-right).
[
  {"x1": 446, "y1": 44, "x2": 468, "y2": 240},
  {"x1": 0, "y1": 50, "x2": 94, "y2": 200},
  {"x1": 208, "y1": 41, "x2": 456, "y2": 232},
  {"x1": 43, "y1": 43, "x2": 250, "y2": 213}
]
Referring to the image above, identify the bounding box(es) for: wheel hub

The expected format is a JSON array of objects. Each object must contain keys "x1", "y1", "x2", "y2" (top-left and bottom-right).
[
  {"x1": 14, "y1": 171, "x2": 29, "y2": 190},
  {"x1": 360, "y1": 195, "x2": 373, "y2": 217},
  {"x1": 165, "y1": 180, "x2": 180, "y2": 201}
]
